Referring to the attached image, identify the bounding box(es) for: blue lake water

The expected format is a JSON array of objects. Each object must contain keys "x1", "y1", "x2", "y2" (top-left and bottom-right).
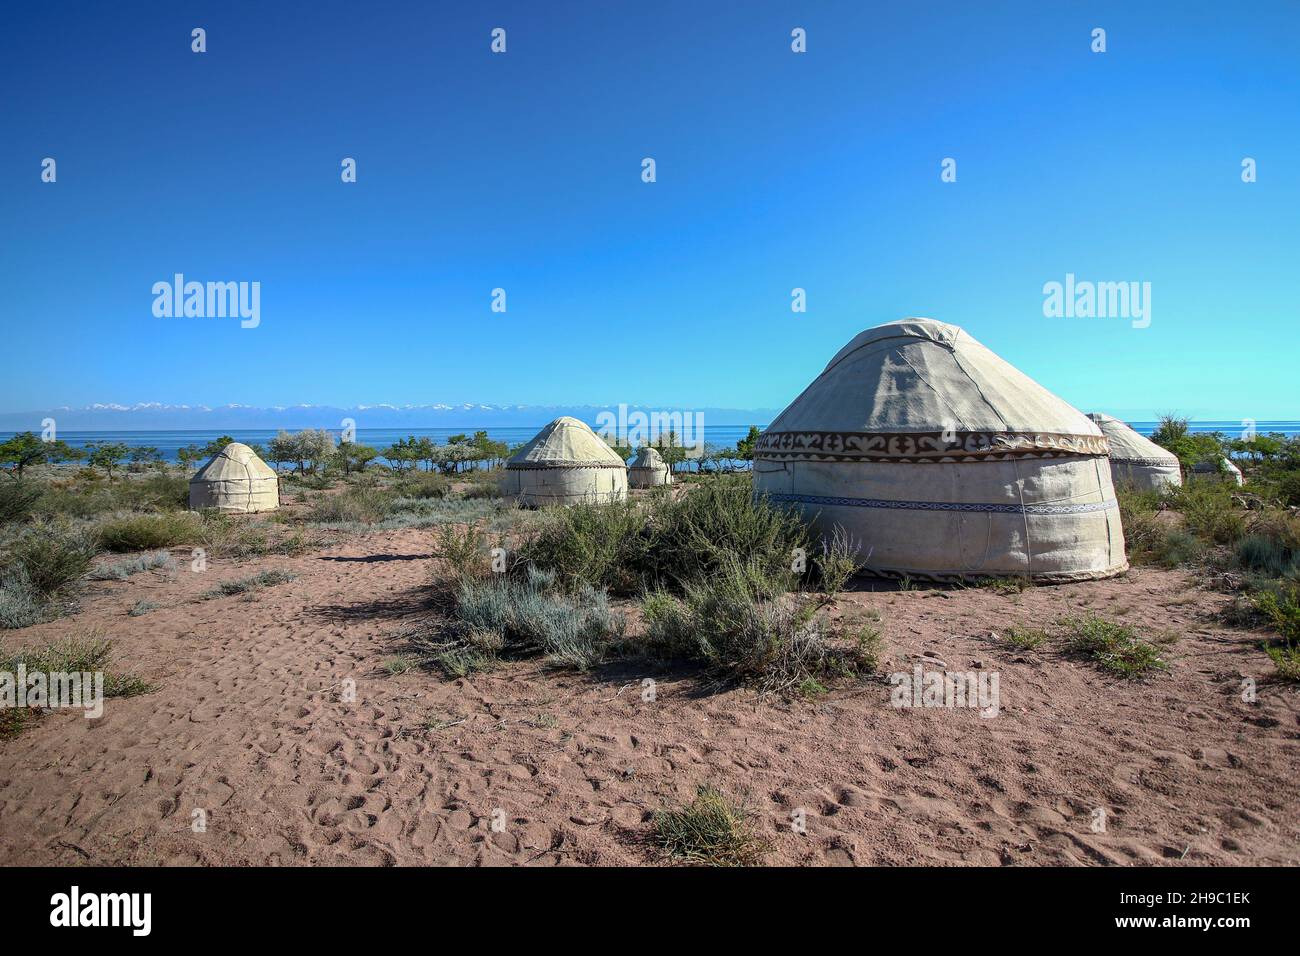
[{"x1": 3, "y1": 422, "x2": 1296, "y2": 466}]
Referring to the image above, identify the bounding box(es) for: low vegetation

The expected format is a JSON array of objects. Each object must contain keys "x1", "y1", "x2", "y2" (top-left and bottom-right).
[
  {"x1": 202, "y1": 569, "x2": 297, "y2": 599},
  {"x1": 515, "y1": 474, "x2": 809, "y2": 596},
  {"x1": 641, "y1": 560, "x2": 881, "y2": 696},
  {"x1": 1061, "y1": 615, "x2": 1172, "y2": 679},
  {"x1": 98, "y1": 512, "x2": 202, "y2": 552},
  {"x1": 0, "y1": 633, "x2": 155, "y2": 739},
  {"x1": 87, "y1": 550, "x2": 175, "y2": 581},
  {"x1": 1002, "y1": 625, "x2": 1049, "y2": 650},
  {"x1": 652, "y1": 786, "x2": 771, "y2": 867},
  {"x1": 411, "y1": 566, "x2": 626, "y2": 677}
]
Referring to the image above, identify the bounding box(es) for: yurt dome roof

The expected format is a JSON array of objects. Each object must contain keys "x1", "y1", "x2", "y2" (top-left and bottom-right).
[
  {"x1": 506, "y1": 417, "x2": 626, "y2": 469},
  {"x1": 758, "y1": 318, "x2": 1105, "y2": 462},
  {"x1": 190, "y1": 442, "x2": 277, "y2": 483},
  {"x1": 1086, "y1": 413, "x2": 1179, "y2": 465}
]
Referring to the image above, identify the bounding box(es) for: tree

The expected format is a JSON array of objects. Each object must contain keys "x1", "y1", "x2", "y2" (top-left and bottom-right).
[
  {"x1": 335, "y1": 441, "x2": 378, "y2": 475},
  {"x1": 267, "y1": 431, "x2": 298, "y2": 473},
  {"x1": 735, "y1": 425, "x2": 762, "y2": 462},
  {"x1": 292, "y1": 429, "x2": 336, "y2": 474},
  {"x1": 1151, "y1": 415, "x2": 1225, "y2": 472},
  {"x1": 382, "y1": 437, "x2": 421, "y2": 473},
  {"x1": 85, "y1": 441, "x2": 130, "y2": 479},
  {"x1": 177, "y1": 444, "x2": 206, "y2": 471},
  {"x1": 471, "y1": 431, "x2": 509, "y2": 469},
  {"x1": 129, "y1": 446, "x2": 163, "y2": 470},
  {"x1": 203, "y1": 435, "x2": 236, "y2": 457},
  {"x1": 0, "y1": 431, "x2": 82, "y2": 479}
]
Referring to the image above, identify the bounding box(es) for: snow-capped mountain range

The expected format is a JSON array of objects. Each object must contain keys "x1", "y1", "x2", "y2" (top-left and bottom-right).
[{"x1": 0, "y1": 402, "x2": 777, "y2": 431}]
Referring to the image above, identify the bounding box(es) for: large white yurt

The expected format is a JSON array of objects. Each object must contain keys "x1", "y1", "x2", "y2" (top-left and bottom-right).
[
  {"x1": 1086, "y1": 412, "x2": 1183, "y2": 491},
  {"x1": 501, "y1": 417, "x2": 628, "y2": 506},
  {"x1": 628, "y1": 445, "x2": 672, "y2": 488},
  {"x1": 188, "y1": 442, "x2": 280, "y2": 513},
  {"x1": 752, "y1": 318, "x2": 1127, "y2": 583},
  {"x1": 1190, "y1": 456, "x2": 1245, "y2": 486}
]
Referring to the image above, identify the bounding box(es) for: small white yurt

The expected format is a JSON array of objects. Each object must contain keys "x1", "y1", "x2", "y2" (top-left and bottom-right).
[
  {"x1": 188, "y1": 442, "x2": 279, "y2": 513},
  {"x1": 1190, "y1": 456, "x2": 1245, "y2": 486},
  {"x1": 1086, "y1": 413, "x2": 1183, "y2": 491},
  {"x1": 501, "y1": 417, "x2": 628, "y2": 506},
  {"x1": 752, "y1": 318, "x2": 1127, "y2": 583},
  {"x1": 628, "y1": 445, "x2": 672, "y2": 488}
]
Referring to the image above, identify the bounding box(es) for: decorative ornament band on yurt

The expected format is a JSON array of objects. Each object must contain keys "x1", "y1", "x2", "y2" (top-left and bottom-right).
[{"x1": 753, "y1": 318, "x2": 1128, "y2": 583}]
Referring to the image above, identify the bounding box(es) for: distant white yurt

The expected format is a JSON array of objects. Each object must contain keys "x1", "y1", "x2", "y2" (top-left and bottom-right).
[
  {"x1": 1190, "y1": 456, "x2": 1245, "y2": 486},
  {"x1": 188, "y1": 442, "x2": 279, "y2": 513},
  {"x1": 628, "y1": 445, "x2": 672, "y2": 488},
  {"x1": 752, "y1": 318, "x2": 1127, "y2": 583},
  {"x1": 501, "y1": 417, "x2": 628, "y2": 506},
  {"x1": 1087, "y1": 413, "x2": 1183, "y2": 491}
]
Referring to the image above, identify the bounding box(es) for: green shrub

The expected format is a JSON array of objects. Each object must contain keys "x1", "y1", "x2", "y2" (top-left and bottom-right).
[
  {"x1": 641, "y1": 558, "x2": 879, "y2": 694},
  {"x1": 119, "y1": 472, "x2": 189, "y2": 511},
  {"x1": 652, "y1": 786, "x2": 771, "y2": 867},
  {"x1": 98, "y1": 512, "x2": 201, "y2": 552},
  {"x1": 1237, "y1": 534, "x2": 1298, "y2": 579},
  {"x1": 1061, "y1": 615, "x2": 1169, "y2": 679},
  {"x1": 814, "y1": 526, "x2": 861, "y2": 597},
  {"x1": 1252, "y1": 587, "x2": 1300, "y2": 646},
  {"x1": 1117, "y1": 487, "x2": 1166, "y2": 559},
  {"x1": 1171, "y1": 482, "x2": 1244, "y2": 545},
  {"x1": 435, "y1": 522, "x2": 492, "y2": 582},
  {"x1": 515, "y1": 476, "x2": 808, "y2": 596},
  {"x1": 515, "y1": 500, "x2": 649, "y2": 594},
  {"x1": 427, "y1": 566, "x2": 625, "y2": 673},
  {"x1": 2, "y1": 525, "x2": 98, "y2": 597},
  {"x1": 0, "y1": 481, "x2": 43, "y2": 523},
  {"x1": 1273, "y1": 470, "x2": 1300, "y2": 508},
  {"x1": 1266, "y1": 644, "x2": 1300, "y2": 682},
  {"x1": 646, "y1": 476, "x2": 808, "y2": 593},
  {"x1": 304, "y1": 486, "x2": 395, "y2": 524},
  {"x1": 392, "y1": 472, "x2": 451, "y2": 500},
  {"x1": 1153, "y1": 529, "x2": 1205, "y2": 567},
  {"x1": 1003, "y1": 625, "x2": 1049, "y2": 650},
  {"x1": 197, "y1": 513, "x2": 316, "y2": 559},
  {"x1": 0, "y1": 569, "x2": 46, "y2": 629}
]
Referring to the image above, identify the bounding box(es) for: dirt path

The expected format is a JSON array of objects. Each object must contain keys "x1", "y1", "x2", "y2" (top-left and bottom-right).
[{"x1": 1, "y1": 529, "x2": 1296, "y2": 866}]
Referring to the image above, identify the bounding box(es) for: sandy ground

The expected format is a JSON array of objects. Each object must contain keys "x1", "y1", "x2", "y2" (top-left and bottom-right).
[{"x1": 1, "y1": 526, "x2": 1297, "y2": 866}]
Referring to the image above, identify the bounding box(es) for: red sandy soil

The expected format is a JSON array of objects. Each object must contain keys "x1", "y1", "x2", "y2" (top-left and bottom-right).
[{"x1": 0, "y1": 527, "x2": 1296, "y2": 866}]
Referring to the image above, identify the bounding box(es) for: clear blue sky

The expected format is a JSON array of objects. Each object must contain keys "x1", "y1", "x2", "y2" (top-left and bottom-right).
[{"x1": 2, "y1": 1, "x2": 1297, "y2": 419}]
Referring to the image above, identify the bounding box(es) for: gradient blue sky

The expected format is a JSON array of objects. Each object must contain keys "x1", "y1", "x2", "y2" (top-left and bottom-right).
[{"x1": 2, "y1": 1, "x2": 1297, "y2": 420}]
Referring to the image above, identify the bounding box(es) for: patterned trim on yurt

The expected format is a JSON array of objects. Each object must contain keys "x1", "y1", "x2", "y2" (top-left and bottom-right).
[
  {"x1": 764, "y1": 492, "x2": 1118, "y2": 516},
  {"x1": 862, "y1": 561, "x2": 1129, "y2": 584},
  {"x1": 1110, "y1": 455, "x2": 1179, "y2": 466},
  {"x1": 753, "y1": 430, "x2": 1109, "y2": 463},
  {"x1": 505, "y1": 461, "x2": 627, "y2": 471}
]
